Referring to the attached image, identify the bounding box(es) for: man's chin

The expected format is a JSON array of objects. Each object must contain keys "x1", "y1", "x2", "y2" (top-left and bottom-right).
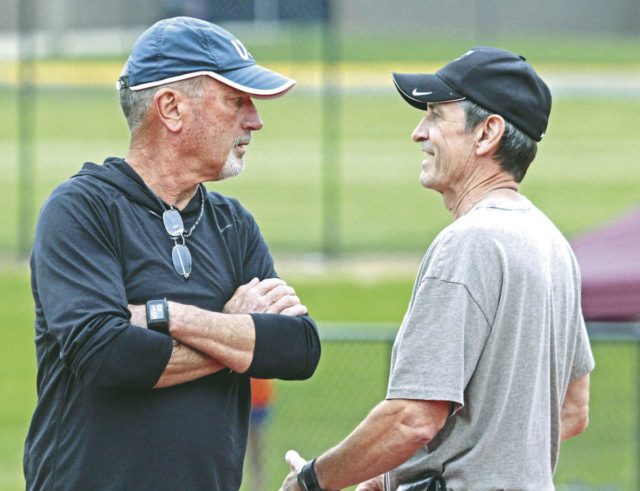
[{"x1": 217, "y1": 159, "x2": 244, "y2": 181}]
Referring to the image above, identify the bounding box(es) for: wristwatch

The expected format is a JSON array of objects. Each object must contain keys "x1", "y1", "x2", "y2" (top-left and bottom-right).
[
  {"x1": 146, "y1": 298, "x2": 169, "y2": 335},
  {"x1": 297, "y1": 458, "x2": 324, "y2": 491}
]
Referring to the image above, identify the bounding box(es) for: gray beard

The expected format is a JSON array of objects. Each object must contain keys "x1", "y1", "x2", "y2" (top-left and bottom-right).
[
  {"x1": 218, "y1": 153, "x2": 244, "y2": 180},
  {"x1": 218, "y1": 135, "x2": 250, "y2": 180}
]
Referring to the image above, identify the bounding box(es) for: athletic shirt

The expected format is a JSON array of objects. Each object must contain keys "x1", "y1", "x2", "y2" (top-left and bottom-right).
[
  {"x1": 385, "y1": 195, "x2": 595, "y2": 490},
  {"x1": 25, "y1": 158, "x2": 320, "y2": 490}
]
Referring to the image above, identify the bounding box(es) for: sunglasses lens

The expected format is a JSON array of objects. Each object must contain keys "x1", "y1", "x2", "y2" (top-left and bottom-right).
[
  {"x1": 163, "y1": 209, "x2": 184, "y2": 237},
  {"x1": 172, "y1": 243, "x2": 192, "y2": 279}
]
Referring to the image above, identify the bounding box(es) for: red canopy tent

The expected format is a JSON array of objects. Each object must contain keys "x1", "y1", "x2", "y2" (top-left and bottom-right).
[
  {"x1": 571, "y1": 207, "x2": 640, "y2": 322},
  {"x1": 571, "y1": 207, "x2": 640, "y2": 489}
]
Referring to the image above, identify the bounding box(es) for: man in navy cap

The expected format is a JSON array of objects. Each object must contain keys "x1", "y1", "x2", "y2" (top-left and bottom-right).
[
  {"x1": 281, "y1": 48, "x2": 594, "y2": 490},
  {"x1": 25, "y1": 17, "x2": 320, "y2": 490}
]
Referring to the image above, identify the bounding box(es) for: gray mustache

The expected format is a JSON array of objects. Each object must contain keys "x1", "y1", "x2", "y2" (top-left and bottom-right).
[{"x1": 234, "y1": 134, "x2": 252, "y2": 146}]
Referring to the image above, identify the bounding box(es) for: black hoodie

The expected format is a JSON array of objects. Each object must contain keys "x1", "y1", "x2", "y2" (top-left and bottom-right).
[{"x1": 25, "y1": 157, "x2": 320, "y2": 490}]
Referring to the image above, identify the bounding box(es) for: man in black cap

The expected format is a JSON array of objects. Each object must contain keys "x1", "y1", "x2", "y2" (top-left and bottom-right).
[
  {"x1": 281, "y1": 47, "x2": 594, "y2": 490},
  {"x1": 24, "y1": 17, "x2": 320, "y2": 490}
]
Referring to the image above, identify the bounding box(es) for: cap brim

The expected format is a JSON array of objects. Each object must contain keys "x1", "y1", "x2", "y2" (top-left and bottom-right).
[
  {"x1": 392, "y1": 72, "x2": 465, "y2": 110},
  {"x1": 129, "y1": 64, "x2": 296, "y2": 99},
  {"x1": 216, "y1": 63, "x2": 296, "y2": 99}
]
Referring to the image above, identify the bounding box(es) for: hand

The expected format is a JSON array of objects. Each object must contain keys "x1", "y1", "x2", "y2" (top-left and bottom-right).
[
  {"x1": 128, "y1": 304, "x2": 147, "y2": 328},
  {"x1": 223, "y1": 278, "x2": 308, "y2": 316},
  {"x1": 280, "y1": 450, "x2": 306, "y2": 491},
  {"x1": 355, "y1": 475, "x2": 384, "y2": 491}
]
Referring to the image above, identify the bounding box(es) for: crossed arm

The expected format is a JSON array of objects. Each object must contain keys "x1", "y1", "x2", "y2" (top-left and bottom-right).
[{"x1": 129, "y1": 277, "x2": 308, "y2": 388}]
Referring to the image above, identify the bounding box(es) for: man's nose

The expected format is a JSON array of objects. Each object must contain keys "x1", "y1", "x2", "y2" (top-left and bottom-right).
[
  {"x1": 411, "y1": 117, "x2": 429, "y2": 142},
  {"x1": 243, "y1": 101, "x2": 264, "y2": 132}
]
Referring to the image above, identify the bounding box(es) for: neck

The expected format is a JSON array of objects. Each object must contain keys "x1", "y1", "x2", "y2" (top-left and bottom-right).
[
  {"x1": 126, "y1": 145, "x2": 199, "y2": 210},
  {"x1": 447, "y1": 176, "x2": 520, "y2": 220}
]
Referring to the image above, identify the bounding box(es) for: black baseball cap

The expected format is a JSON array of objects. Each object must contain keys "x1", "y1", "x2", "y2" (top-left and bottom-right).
[{"x1": 392, "y1": 47, "x2": 552, "y2": 141}]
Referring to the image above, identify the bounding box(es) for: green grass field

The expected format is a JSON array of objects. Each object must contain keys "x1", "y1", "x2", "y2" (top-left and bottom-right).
[{"x1": 2, "y1": 32, "x2": 640, "y2": 490}]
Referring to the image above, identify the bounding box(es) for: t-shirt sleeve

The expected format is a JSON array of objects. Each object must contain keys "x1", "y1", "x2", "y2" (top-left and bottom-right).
[
  {"x1": 570, "y1": 317, "x2": 595, "y2": 381},
  {"x1": 32, "y1": 187, "x2": 173, "y2": 390},
  {"x1": 386, "y1": 277, "x2": 490, "y2": 412}
]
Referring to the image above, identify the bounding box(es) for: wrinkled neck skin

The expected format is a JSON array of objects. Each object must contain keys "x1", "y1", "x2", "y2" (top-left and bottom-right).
[
  {"x1": 126, "y1": 135, "x2": 201, "y2": 211},
  {"x1": 444, "y1": 169, "x2": 520, "y2": 220}
]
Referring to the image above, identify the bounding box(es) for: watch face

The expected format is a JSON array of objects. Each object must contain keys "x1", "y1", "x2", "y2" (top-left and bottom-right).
[{"x1": 148, "y1": 302, "x2": 166, "y2": 322}]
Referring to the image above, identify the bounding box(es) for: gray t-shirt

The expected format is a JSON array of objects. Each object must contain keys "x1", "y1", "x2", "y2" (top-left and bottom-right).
[{"x1": 385, "y1": 196, "x2": 595, "y2": 491}]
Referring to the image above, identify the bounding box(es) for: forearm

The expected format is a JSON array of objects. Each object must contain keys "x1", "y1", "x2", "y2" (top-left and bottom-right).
[
  {"x1": 560, "y1": 373, "x2": 590, "y2": 441},
  {"x1": 129, "y1": 277, "x2": 319, "y2": 385},
  {"x1": 314, "y1": 400, "x2": 440, "y2": 490},
  {"x1": 154, "y1": 340, "x2": 226, "y2": 389},
  {"x1": 560, "y1": 414, "x2": 585, "y2": 442},
  {"x1": 169, "y1": 302, "x2": 256, "y2": 373}
]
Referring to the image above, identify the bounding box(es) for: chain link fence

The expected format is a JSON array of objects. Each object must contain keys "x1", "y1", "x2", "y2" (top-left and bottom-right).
[
  {"x1": 5, "y1": 0, "x2": 640, "y2": 257},
  {"x1": 3, "y1": 1, "x2": 640, "y2": 489},
  {"x1": 248, "y1": 323, "x2": 640, "y2": 490}
]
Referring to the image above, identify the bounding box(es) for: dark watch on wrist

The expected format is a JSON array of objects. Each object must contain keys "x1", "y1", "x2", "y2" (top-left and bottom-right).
[
  {"x1": 297, "y1": 458, "x2": 324, "y2": 491},
  {"x1": 146, "y1": 298, "x2": 169, "y2": 335}
]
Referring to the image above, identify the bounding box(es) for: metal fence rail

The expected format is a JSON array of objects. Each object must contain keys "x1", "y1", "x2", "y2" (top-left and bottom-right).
[{"x1": 237, "y1": 322, "x2": 640, "y2": 489}]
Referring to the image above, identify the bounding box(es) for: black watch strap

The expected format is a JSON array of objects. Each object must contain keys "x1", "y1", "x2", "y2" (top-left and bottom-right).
[
  {"x1": 297, "y1": 458, "x2": 323, "y2": 491},
  {"x1": 146, "y1": 298, "x2": 169, "y2": 335}
]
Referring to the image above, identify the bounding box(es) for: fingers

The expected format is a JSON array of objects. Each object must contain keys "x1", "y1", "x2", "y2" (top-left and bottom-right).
[
  {"x1": 285, "y1": 450, "x2": 306, "y2": 472},
  {"x1": 268, "y1": 293, "x2": 303, "y2": 314},
  {"x1": 235, "y1": 277, "x2": 260, "y2": 295},
  {"x1": 355, "y1": 476, "x2": 385, "y2": 491},
  {"x1": 222, "y1": 278, "x2": 260, "y2": 314},
  {"x1": 224, "y1": 277, "x2": 306, "y2": 315},
  {"x1": 251, "y1": 279, "x2": 304, "y2": 314},
  {"x1": 279, "y1": 303, "x2": 308, "y2": 317},
  {"x1": 253, "y1": 277, "x2": 287, "y2": 295}
]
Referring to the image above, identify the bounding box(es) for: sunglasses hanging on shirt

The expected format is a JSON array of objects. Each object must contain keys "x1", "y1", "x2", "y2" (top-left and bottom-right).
[
  {"x1": 151, "y1": 186, "x2": 205, "y2": 279},
  {"x1": 163, "y1": 209, "x2": 193, "y2": 279}
]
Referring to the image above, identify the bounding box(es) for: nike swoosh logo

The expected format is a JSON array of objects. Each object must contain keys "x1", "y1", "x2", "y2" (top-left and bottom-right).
[{"x1": 412, "y1": 89, "x2": 433, "y2": 97}]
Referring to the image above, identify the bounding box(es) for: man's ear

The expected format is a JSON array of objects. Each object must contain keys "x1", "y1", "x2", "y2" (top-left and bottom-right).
[
  {"x1": 475, "y1": 114, "x2": 505, "y2": 157},
  {"x1": 153, "y1": 88, "x2": 183, "y2": 133}
]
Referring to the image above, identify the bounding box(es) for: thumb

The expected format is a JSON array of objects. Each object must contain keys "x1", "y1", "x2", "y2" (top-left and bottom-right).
[
  {"x1": 243, "y1": 277, "x2": 259, "y2": 288},
  {"x1": 285, "y1": 449, "x2": 307, "y2": 472}
]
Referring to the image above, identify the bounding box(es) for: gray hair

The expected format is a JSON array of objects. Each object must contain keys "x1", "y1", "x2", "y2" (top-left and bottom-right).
[
  {"x1": 459, "y1": 99, "x2": 537, "y2": 183},
  {"x1": 118, "y1": 63, "x2": 206, "y2": 135}
]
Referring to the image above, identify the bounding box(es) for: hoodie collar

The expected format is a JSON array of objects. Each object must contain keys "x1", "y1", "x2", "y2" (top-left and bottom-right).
[{"x1": 74, "y1": 157, "x2": 204, "y2": 216}]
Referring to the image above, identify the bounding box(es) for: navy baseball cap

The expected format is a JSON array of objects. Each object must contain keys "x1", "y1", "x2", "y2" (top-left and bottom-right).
[
  {"x1": 392, "y1": 47, "x2": 552, "y2": 141},
  {"x1": 116, "y1": 17, "x2": 295, "y2": 98}
]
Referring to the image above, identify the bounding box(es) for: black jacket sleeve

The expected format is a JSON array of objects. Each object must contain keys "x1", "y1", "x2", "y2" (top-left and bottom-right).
[
  {"x1": 222, "y1": 197, "x2": 321, "y2": 380},
  {"x1": 31, "y1": 184, "x2": 173, "y2": 390},
  {"x1": 246, "y1": 314, "x2": 321, "y2": 380}
]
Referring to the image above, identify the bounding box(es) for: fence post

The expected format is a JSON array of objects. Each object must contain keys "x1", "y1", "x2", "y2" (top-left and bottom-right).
[
  {"x1": 18, "y1": 0, "x2": 37, "y2": 257},
  {"x1": 321, "y1": 0, "x2": 341, "y2": 256}
]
